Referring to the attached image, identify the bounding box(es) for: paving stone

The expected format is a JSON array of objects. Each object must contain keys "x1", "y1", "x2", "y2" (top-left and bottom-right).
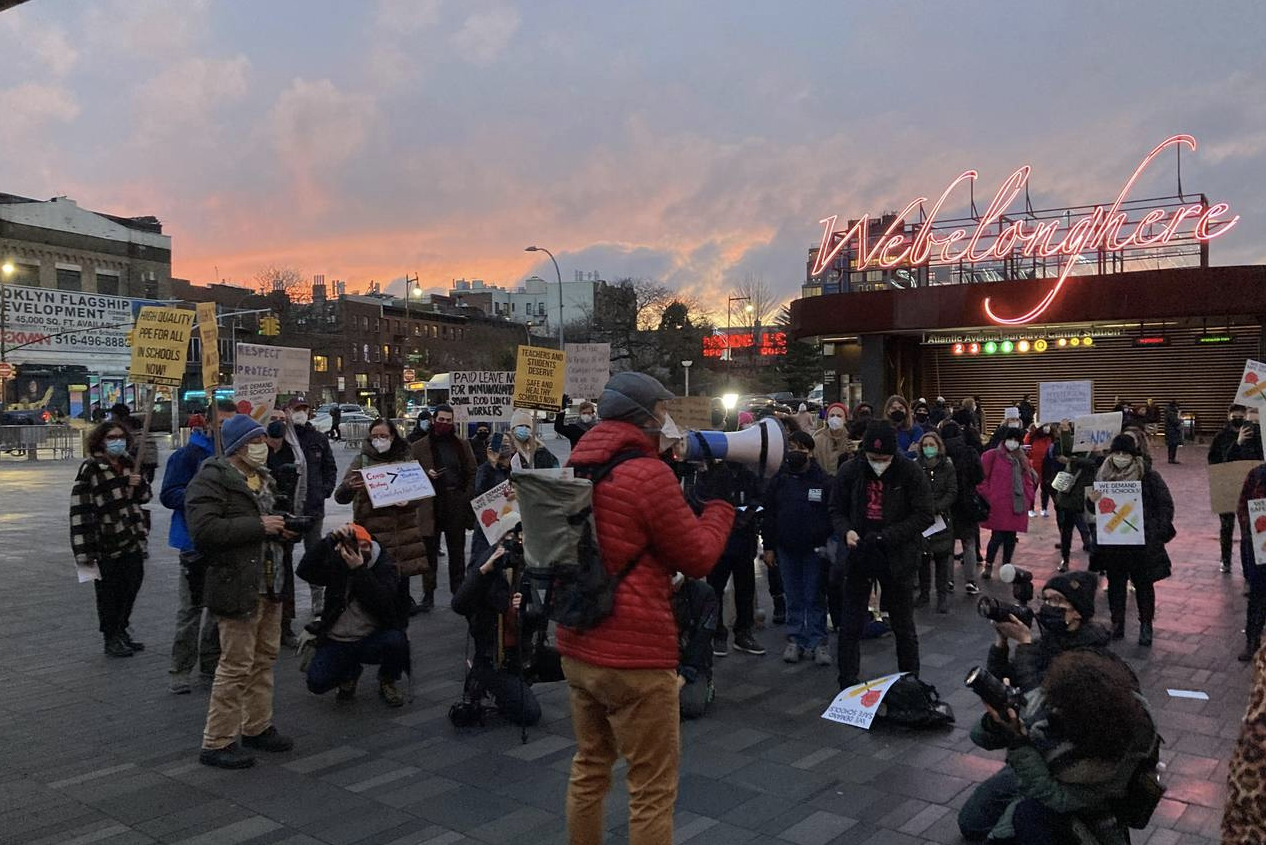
[{"x1": 778, "y1": 809, "x2": 858, "y2": 845}]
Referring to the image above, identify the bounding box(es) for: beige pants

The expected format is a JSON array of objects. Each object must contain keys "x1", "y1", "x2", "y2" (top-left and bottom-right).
[
  {"x1": 202, "y1": 600, "x2": 282, "y2": 750},
  {"x1": 563, "y1": 656, "x2": 680, "y2": 845}
]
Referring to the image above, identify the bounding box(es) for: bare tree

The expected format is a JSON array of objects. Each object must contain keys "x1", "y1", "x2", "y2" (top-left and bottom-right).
[
  {"x1": 253, "y1": 265, "x2": 310, "y2": 302},
  {"x1": 732, "y1": 275, "x2": 778, "y2": 329}
]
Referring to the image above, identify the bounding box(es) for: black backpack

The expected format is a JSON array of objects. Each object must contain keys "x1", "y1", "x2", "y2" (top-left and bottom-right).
[{"x1": 875, "y1": 676, "x2": 956, "y2": 729}]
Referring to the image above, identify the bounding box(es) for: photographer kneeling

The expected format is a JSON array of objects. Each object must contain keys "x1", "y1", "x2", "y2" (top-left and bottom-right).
[
  {"x1": 451, "y1": 518, "x2": 559, "y2": 727},
  {"x1": 672, "y1": 573, "x2": 719, "y2": 719},
  {"x1": 959, "y1": 650, "x2": 1159, "y2": 845},
  {"x1": 297, "y1": 524, "x2": 410, "y2": 707}
]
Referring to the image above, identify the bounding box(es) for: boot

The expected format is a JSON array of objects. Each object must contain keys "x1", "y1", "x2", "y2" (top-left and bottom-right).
[
  {"x1": 104, "y1": 635, "x2": 134, "y2": 658},
  {"x1": 913, "y1": 590, "x2": 930, "y2": 609},
  {"x1": 1111, "y1": 619, "x2": 1125, "y2": 640},
  {"x1": 772, "y1": 595, "x2": 786, "y2": 625},
  {"x1": 1239, "y1": 638, "x2": 1260, "y2": 663},
  {"x1": 1137, "y1": 622, "x2": 1153, "y2": 647}
]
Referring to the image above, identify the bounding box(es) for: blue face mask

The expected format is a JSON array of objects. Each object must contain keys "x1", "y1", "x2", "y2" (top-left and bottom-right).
[
  {"x1": 418, "y1": 420, "x2": 431, "y2": 432},
  {"x1": 513, "y1": 425, "x2": 531, "y2": 442},
  {"x1": 104, "y1": 439, "x2": 128, "y2": 457}
]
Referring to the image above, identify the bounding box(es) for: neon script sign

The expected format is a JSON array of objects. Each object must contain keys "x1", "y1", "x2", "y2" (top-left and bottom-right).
[{"x1": 811, "y1": 135, "x2": 1239, "y2": 325}]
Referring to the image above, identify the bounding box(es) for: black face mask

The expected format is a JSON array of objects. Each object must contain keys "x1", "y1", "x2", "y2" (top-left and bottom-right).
[
  {"x1": 915, "y1": 413, "x2": 929, "y2": 423},
  {"x1": 889, "y1": 409, "x2": 907, "y2": 424},
  {"x1": 1232, "y1": 418, "x2": 1246, "y2": 429},
  {"x1": 786, "y1": 451, "x2": 809, "y2": 471},
  {"x1": 476, "y1": 430, "x2": 489, "y2": 439},
  {"x1": 1037, "y1": 605, "x2": 1070, "y2": 636}
]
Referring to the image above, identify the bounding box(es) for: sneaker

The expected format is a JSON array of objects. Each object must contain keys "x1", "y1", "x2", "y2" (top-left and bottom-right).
[
  {"x1": 1027, "y1": 509, "x2": 1037, "y2": 518},
  {"x1": 199, "y1": 743, "x2": 255, "y2": 769},
  {"x1": 1221, "y1": 561, "x2": 1233, "y2": 574},
  {"x1": 947, "y1": 579, "x2": 954, "y2": 592},
  {"x1": 732, "y1": 632, "x2": 766, "y2": 656},
  {"x1": 103, "y1": 636, "x2": 133, "y2": 658},
  {"x1": 981, "y1": 564, "x2": 993, "y2": 581},
  {"x1": 169, "y1": 674, "x2": 192, "y2": 695},
  {"x1": 122, "y1": 632, "x2": 145, "y2": 652},
  {"x1": 964, "y1": 581, "x2": 980, "y2": 596},
  {"x1": 813, "y1": 645, "x2": 832, "y2": 666},
  {"x1": 782, "y1": 643, "x2": 803, "y2": 664},
  {"x1": 712, "y1": 635, "x2": 730, "y2": 657},
  {"x1": 241, "y1": 726, "x2": 293, "y2": 753},
  {"x1": 936, "y1": 594, "x2": 949, "y2": 614},
  {"x1": 379, "y1": 679, "x2": 405, "y2": 707},
  {"x1": 1040, "y1": 509, "x2": 1049, "y2": 518},
  {"x1": 336, "y1": 679, "x2": 357, "y2": 702}
]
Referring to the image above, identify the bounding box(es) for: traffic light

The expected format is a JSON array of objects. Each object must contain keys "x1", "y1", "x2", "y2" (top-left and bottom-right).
[{"x1": 260, "y1": 314, "x2": 281, "y2": 336}]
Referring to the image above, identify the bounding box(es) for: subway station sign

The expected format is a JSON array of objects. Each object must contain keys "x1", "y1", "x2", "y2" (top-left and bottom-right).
[{"x1": 811, "y1": 135, "x2": 1239, "y2": 326}]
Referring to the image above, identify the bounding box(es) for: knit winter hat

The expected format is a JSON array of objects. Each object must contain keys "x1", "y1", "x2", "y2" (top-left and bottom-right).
[
  {"x1": 1110, "y1": 433, "x2": 1140, "y2": 456},
  {"x1": 737, "y1": 410, "x2": 754, "y2": 427},
  {"x1": 788, "y1": 430, "x2": 815, "y2": 450},
  {"x1": 940, "y1": 420, "x2": 961, "y2": 439},
  {"x1": 826, "y1": 402, "x2": 849, "y2": 419},
  {"x1": 861, "y1": 420, "x2": 898, "y2": 455},
  {"x1": 222, "y1": 414, "x2": 266, "y2": 456},
  {"x1": 597, "y1": 372, "x2": 674, "y2": 424},
  {"x1": 1044, "y1": 571, "x2": 1098, "y2": 620},
  {"x1": 510, "y1": 408, "x2": 535, "y2": 429}
]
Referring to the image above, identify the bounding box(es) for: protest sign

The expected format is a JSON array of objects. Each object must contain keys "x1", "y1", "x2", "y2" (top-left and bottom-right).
[
  {"x1": 513, "y1": 345, "x2": 567, "y2": 412},
  {"x1": 563, "y1": 343, "x2": 611, "y2": 402},
  {"x1": 471, "y1": 480, "x2": 519, "y2": 543},
  {"x1": 197, "y1": 302, "x2": 220, "y2": 389},
  {"x1": 665, "y1": 396, "x2": 713, "y2": 432},
  {"x1": 235, "y1": 342, "x2": 311, "y2": 392},
  {"x1": 450, "y1": 371, "x2": 514, "y2": 422},
  {"x1": 1248, "y1": 499, "x2": 1266, "y2": 566},
  {"x1": 1209, "y1": 460, "x2": 1259, "y2": 515},
  {"x1": 1092, "y1": 481, "x2": 1145, "y2": 546},
  {"x1": 1237, "y1": 360, "x2": 1266, "y2": 409},
  {"x1": 1039, "y1": 380, "x2": 1092, "y2": 423},
  {"x1": 233, "y1": 378, "x2": 278, "y2": 422},
  {"x1": 1071, "y1": 412, "x2": 1123, "y2": 453},
  {"x1": 821, "y1": 673, "x2": 906, "y2": 730},
  {"x1": 361, "y1": 461, "x2": 436, "y2": 508},
  {"x1": 128, "y1": 306, "x2": 195, "y2": 387}
]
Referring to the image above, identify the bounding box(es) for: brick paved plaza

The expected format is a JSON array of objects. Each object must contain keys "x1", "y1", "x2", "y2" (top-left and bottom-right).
[{"x1": 0, "y1": 444, "x2": 1245, "y2": 845}]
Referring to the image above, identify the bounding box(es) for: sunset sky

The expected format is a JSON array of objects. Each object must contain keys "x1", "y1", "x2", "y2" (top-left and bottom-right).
[{"x1": 4, "y1": 0, "x2": 1266, "y2": 308}]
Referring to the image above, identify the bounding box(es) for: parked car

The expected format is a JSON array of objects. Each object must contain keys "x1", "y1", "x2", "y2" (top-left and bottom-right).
[
  {"x1": 740, "y1": 394, "x2": 774, "y2": 413},
  {"x1": 315, "y1": 403, "x2": 365, "y2": 416}
]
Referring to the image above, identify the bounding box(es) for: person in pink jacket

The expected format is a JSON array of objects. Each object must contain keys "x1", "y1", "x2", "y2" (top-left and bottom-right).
[{"x1": 977, "y1": 426, "x2": 1039, "y2": 580}]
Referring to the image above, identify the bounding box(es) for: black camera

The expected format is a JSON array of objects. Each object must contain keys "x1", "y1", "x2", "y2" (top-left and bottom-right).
[
  {"x1": 448, "y1": 699, "x2": 486, "y2": 728},
  {"x1": 998, "y1": 564, "x2": 1034, "y2": 603},
  {"x1": 976, "y1": 596, "x2": 1035, "y2": 627},
  {"x1": 964, "y1": 665, "x2": 1026, "y2": 714},
  {"x1": 281, "y1": 513, "x2": 316, "y2": 534}
]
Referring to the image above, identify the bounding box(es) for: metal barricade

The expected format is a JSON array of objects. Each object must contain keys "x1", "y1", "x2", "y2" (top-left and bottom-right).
[
  {"x1": 339, "y1": 421, "x2": 371, "y2": 449},
  {"x1": 0, "y1": 424, "x2": 81, "y2": 461}
]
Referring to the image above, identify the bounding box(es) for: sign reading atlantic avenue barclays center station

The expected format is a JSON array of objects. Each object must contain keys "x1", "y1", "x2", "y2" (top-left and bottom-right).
[{"x1": 810, "y1": 134, "x2": 1239, "y2": 325}]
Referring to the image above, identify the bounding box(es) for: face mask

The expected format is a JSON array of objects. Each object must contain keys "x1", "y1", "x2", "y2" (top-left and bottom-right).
[
  {"x1": 433, "y1": 422, "x2": 454, "y2": 437},
  {"x1": 786, "y1": 451, "x2": 809, "y2": 470},
  {"x1": 868, "y1": 459, "x2": 891, "y2": 477},
  {"x1": 1232, "y1": 418, "x2": 1246, "y2": 429},
  {"x1": 1004, "y1": 439, "x2": 1020, "y2": 451},
  {"x1": 418, "y1": 420, "x2": 431, "y2": 432},
  {"x1": 827, "y1": 416, "x2": 845, "y2": 432},
  {"x1": 476, "y1": 430, "x2": 489, "y2": 439},
  {"x1": 371, "y1": 437, "x2": 392, "y2": 453},
  {"x1": 1110, "y1": 454, "x2": 1134, "y2": 468},
  {"x1": 104, "y1": 439, "x2": 128, "y2": 457},
  {"x1": 244, "y1": 442, "x2": 269, "y2": 467},
  {"x1": 1037, "y1": 605, "x2": 1070, "y2": 636},
  {"x1": 889, "y1": 409, "x2": 907, "y2": 424},
  {"x1": 922, "y1": 445, "x2": 939, "y2": 459},
  {"x1": 915, "y1": 413, "x2": 929, "y2": 424},
  {"x1": 513, "y1": 425, "x2": 531, "y2": 442},
  {"x1": 580, "y1": 414, "x2": 594, "y2": 425},
  {"x1": 653, "y1": 413, "x2": 684, "y2": 454},
  {"x1": 857, "y1": 410, "x2": 872, "y2": 421},
  {"x1": 291, "y1": 411, "x2": 308, "y2": 427}
]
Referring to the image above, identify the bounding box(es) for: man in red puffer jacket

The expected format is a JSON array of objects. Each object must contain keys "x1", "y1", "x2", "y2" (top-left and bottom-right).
[{"x1": 558, "y1": 371, "x2": 734, "y2": 845}]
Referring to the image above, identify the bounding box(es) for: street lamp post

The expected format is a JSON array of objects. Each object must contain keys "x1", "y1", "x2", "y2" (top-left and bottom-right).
[
  {"x1": 681, "y1": 359, "x2": 693, "y2": 397},
  {"x1": 404, "y1": 273, "x2": 420, "y2": 322},
  {"x1": 525, "y1": 246, "x2": 564, "y2": 348}
]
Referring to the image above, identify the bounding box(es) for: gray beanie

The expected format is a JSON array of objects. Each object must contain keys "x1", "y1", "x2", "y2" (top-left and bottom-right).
[{"x1": 597, "y1": 372, "x2": 674, "y2": 424}]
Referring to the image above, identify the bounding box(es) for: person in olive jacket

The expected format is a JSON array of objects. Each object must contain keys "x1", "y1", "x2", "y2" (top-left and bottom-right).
[
  {"x1": 914, "y1": 430, "x2": 958, "y2": 614},
  {"x1": 830, "y1": 420, "x2": 934, "y2": 689},
  {"x1": 185, "y1": 415, "x2": 298, "y2": 770}
]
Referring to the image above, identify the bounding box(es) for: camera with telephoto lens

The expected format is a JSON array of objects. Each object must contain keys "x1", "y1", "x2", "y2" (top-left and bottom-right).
[
  {"x1": 964, "y1": 665, "x2": 1027, "y2": 714},
  {"x1": 975, "y1": 563, "x2": 1035, "y2": 626}
]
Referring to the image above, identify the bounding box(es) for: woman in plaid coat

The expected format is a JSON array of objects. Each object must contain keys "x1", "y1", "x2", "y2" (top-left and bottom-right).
[{"x1": 71, "y1": 421, "x2": 152, "y2": 657}]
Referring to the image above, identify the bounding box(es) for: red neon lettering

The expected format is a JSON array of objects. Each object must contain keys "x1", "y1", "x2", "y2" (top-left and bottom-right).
[{"x1": 813, "y1": 134, "x2": 1238, "y2": 324}]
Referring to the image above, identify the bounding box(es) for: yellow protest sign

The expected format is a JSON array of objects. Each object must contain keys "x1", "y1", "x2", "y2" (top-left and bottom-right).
[
  {"x1": 128, "y1": 306, "x2": 195, "y2": 387},
  {"x1": 512, "y1": 345, "x2": 567, "y2": 412},
  {"x1": 197, "y1": 302, "x2": 220, "y2": 389}
]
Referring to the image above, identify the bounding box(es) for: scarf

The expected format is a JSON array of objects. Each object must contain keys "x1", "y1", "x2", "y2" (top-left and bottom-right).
[
  {"x1": 1096, "y1": 455, "x2": 1144, "y2": 482},
  {"x1": 283, "y1": 422, "x2": 309, "y2": 515},
  {"x1": 1005, "y1": 449, "x2": 1026, "y2": 514}
]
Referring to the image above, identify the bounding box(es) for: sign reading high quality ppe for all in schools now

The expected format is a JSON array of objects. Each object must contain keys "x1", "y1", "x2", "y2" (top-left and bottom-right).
[
  {"x1": 513, "y1": 345, "x2": 567, "y2": 412},
  {"x1": 128, "y1": 306, "x2": 195, "y2": 387},
  {"x1": 234, "y1": 342, "x2": 311, "y2": 392}
]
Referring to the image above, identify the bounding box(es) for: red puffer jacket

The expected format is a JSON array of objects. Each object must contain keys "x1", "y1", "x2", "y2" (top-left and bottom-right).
[{"x1": 556, "y1": 420, "x2": 734, "y2": 669}]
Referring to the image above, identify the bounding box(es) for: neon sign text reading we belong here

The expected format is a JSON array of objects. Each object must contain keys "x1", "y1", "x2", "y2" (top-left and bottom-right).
[{"x1": 810, "y1": 135, "x2": 1239, "y2": 325}]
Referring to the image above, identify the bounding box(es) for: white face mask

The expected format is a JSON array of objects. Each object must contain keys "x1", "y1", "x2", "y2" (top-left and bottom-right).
[
  {"x1": 1110, "y1": 454, "x2": 1134, "y2": 468},
  {"x1": 827, "y1": 416, "x2": 845, "y2": 432},
  {"x1": 371, "y1": 437, "x2": 392, "y2": 453},
  {"x1": 291, "y1": 411, "x2": 308, "y2": 427},
  {"x1": 1004, "y1": 439, "x2": 1020, "y2": 451},
  {"x1": 243, "y1": 442, "x2": 269, "y2": 468},
  {"x1": 868, "y1": 459, "x2": 891, "y2": 477},
  {"x1": 580, "y1": 413, "x2": 594, "y2": 424},
  {"x1": 656, "y1": 413, "x2": 684, "y2": 453}
]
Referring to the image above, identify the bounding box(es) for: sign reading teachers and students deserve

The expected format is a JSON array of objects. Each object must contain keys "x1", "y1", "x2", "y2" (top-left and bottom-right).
[
  {"x1": 1038, "y1": 380, "x2": 1092, "y2": 423},
  {"x1": 450, "y1": 371, "x2": 514, "y2": 423},
  {"x1": 128, "y1": 306, "x2": 195, "y2": 386},
  {"x1": 513, "y1": 345, "x2": 567, "y2": 412}
]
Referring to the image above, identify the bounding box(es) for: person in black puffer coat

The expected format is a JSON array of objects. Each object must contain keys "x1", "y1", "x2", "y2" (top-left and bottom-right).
[{"x1": 941, "y1": 421, "x2": 985, "y2": 593}]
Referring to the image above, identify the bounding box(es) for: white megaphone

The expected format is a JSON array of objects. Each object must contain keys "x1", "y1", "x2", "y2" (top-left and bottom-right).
[{"x1": 682, "y1": 417, "x2": 786, "y2": 479}]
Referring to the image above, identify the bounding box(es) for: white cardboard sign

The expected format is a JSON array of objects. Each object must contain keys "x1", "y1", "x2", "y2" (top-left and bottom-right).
[
  {"x1": 233, "y1": 378, "x2": 278, "y2": 422},
  {"x1": 564, "y1": 343, "x2": 611, "y2": 402},
  {"x1": 450, "y1": 371, "x2": 515, "y2": 423},
  {"x1": 1071, "y1": 412, "x2": 1123, "y2": 453},
  {"x1": 360, "y1": 461, "x2": 436, "y2": 508},
  {"x1": 821, "y1": 673, "x2": 906, "y2": 730},
  {"x1": 1038, "y1": 380, "x2": 1092, "y2": 423},
  {"x1": 1092, "y1": 481, "x2": 1145, "y2": 546},
  {"x1": 1249, "y1": 498, "x2": 1266, "y2": 566},
  {"x1": 471, "y1": 480, "x2": 519, "y2": 544},
  {"x1": 235, "y1": 343, "x2": 311, "y2": 392},
  {"x1": 1237, "y1": 360, "x2": 1266, "y2": 409}
]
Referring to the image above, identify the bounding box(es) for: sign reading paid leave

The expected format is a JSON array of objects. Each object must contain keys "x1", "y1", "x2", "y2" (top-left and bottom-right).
[
  {"x1": 1248, "y1": 499, "x2": 1266, "y2": 566},
  {"x1": 1238, "y1": 360, "x2": 1266, "y2": 408},
  {"x1": 235, "y1": 342, "x2": 311, "y2": 392},
  {"x1": 360, "y1": 461, "x2": 436, "y2": 508},
  {"x1": 1092, "y1": 481, "x2": 1145, "y2": 546},
  {"x1": 128, "y1": 306, "x2": 195, "y2": 387},
  {"x1": 1071, "y1": 411, "x2": 1123, "y2": 453},
  {"x1": 821, "y1": 673, "x2": 906, "y2": 730},
  {"x1": 196, "y1": 302, "x2": 219, "y2": 389},
  {"x1": 450, "y1": 371, "x2": 514, "y2": 422},
  {"x1": 513, "y1": 345, "x2": 567, "y2": 412}
]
